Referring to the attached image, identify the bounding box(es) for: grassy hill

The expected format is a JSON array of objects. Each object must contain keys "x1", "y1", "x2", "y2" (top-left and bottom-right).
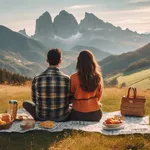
[
  {"x1": 105, "y1": 68, "x2": 150, "y2": 89},
  {"x1": 100, "y1": 43, "x2": 150, "y2": 77},
  {"x1": 0, "y1": 50, "x2": 46, "y2": 77}
]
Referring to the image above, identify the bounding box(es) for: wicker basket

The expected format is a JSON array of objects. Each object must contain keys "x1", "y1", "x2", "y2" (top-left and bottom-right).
[{"x1": 120, "y1": 87, "x2": 146, "y2": 117}]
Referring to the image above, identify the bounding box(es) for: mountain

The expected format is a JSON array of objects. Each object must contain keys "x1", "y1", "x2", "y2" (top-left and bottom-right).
[
  {"x1": 0, "y1": 25, "x2": 46, "y2": 62},
  {"x1": 34, "y1": 11, "x2": 54, "y2": 38},
  {"x1": 79, "y1": 12, "x2": 150, "y2": 54},
  {"x1": 71, "y1": 45, "x2": 111, "y2": 60},
  {"x1": 53, "y1": 10, "x2": 78, "y2": 38},
  {"x1": 62, "y1": 62, "x2": 76, "y2": 75},
  {"x1": 100, "y1": 43, "x2": 150, "y2": 77},
  {"x1": 80, "y1": 12, "x2": 114, "y2": 30},
  {"x1": 1, "y1": 10, "x2": 150, "y2": 77},
  {"x1": 0, "y1": 25, "x2": 47, "y2": 77},
  {"x1": 60, "y1": 45, "x2": 110, "y2": 75},
  {"x1": 32, "y1": 11, "x2": 150, "y2": 54},
  {"x1": 18, "y1": 29, "x2": 29, "y2": 37},
  {"x1": 0, "y1": 50, "x2": 46, "y2": 77}
]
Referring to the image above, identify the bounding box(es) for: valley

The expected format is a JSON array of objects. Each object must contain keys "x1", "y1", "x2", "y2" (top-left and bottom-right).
[{"x1": 0, "y1": 10, "x2": 150, "y2": 84}]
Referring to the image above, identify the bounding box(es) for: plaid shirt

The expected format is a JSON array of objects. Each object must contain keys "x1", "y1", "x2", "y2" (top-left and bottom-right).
[{"x1": 32, "y1": 66, "x2": 70, "y2": 121}]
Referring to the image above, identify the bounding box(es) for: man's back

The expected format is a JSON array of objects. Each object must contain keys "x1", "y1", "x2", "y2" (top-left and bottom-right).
[{"x1": 32, "y1": 66, "x2": 70, "y2": 121}]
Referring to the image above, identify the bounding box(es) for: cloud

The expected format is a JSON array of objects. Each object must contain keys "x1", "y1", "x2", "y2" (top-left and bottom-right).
[
  {"x1": 94, "y1": 6, "x2": 150, "y2": 33},
  {"x1": 68, "y1": 5, "x2": 96, "y2": 10},
  {"x1": 129, "y1": 0, "x2": 150, "y2": 3}
]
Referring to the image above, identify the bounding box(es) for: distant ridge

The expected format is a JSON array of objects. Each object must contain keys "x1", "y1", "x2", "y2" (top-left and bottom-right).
[{"x1": 100, "y1": 43, "x2": 150, "y2": 76}]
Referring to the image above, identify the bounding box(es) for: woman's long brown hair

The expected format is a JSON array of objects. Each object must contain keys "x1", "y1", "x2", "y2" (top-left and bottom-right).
[{"x1": 76, "y1": 50, "x2": 102, "y2": 92}]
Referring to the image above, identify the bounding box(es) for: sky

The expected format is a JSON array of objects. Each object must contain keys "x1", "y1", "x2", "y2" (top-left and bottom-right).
[{"x1": 0, "y1": 0, "x2": 150, "y2": 35}]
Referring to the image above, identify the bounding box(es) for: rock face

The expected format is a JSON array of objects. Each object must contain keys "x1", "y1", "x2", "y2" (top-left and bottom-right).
[
  {"x1": 80, "y1": 12, "x2": 114, "y2": 30},
  {"x1": 18, "y1": 29, "x2": 28, "y2": 37},
  {"x1": 34, "y1": 11, "x2": 54, "y2": 37},
  {"x1": 53, "y1": 10, "x2": 79, "y2": 38}
]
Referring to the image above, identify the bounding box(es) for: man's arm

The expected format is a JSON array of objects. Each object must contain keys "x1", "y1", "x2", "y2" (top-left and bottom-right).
[{"x1": 32, "y1": 78, "x2": 36, "y2": 103}]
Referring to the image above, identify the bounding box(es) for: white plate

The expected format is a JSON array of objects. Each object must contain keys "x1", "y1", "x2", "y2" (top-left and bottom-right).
[
  {"x1": 102, "y1": 123, "x2": 125, "y2": 130},
  {"x1": 103, "y1": 122, "x2": 124, "y2": 128}
]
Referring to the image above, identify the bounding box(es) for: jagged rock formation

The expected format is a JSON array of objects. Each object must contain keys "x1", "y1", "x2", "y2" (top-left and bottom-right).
[
  {"x1": 34, "y1": 11, "x2": 54, "y2": 37},
  {"x1": 18, "y1": 28, "x2": 29, "y2": 37},
  {"x1": 53, "y1": 10, "x2": 79, "y2": 38}
]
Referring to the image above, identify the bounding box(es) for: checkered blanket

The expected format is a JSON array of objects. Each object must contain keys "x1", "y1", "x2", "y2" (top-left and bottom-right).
[{"x1": 0, "y1": 109, "x2": 149, "y2": 135}]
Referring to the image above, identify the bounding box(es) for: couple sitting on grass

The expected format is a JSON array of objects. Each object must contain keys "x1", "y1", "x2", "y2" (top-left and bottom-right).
[{"x1": 23, "y1": 48, "x2": 103, "y2": 122}]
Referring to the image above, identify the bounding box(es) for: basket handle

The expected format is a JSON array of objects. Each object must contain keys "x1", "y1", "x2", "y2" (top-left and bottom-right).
[{"x1": 127, "y1": 87, "x2": 137, "y2": 98}]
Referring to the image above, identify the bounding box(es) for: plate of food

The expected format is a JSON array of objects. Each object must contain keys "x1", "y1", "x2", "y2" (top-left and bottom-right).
[
  {"x1": 0, "y1": 113, "x2": 14, "y2": 130},
  {"x1": 20, "y1": 119, "x2": 35, "y2": 130},
  {"x1": 103, "y1": 115, "x2": 124, "y2": 129},
  {"x1": 102, "y1": 123, "x2": 125, "y2": 130},
  {"x1": 39, "y1": 121, "x2": 55, "y2": 129},
  {"x1": 16, "y1": 113, "x2": 28, "y2": 121}
]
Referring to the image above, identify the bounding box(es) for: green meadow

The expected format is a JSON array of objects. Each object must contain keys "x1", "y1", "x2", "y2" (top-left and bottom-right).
[
  {"x1": 0, "y1": 85, "x2": 150, "y2": 150},
  {"x1": 106, "y1": 68, "x2": 150, "y2": 89}
]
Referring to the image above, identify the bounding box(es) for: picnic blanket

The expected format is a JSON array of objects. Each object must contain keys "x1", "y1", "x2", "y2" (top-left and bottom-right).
[{"x1": 0, "y1": 109, "x2": 150, "y2": 135}]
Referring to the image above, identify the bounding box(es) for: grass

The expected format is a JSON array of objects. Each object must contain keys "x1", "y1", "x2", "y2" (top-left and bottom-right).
[
  {"x1": 106, "y1": 68, "x2": 150, "y2": 89},
  {"x1": 0, "y1": 85, "x2": 31, "y2": 113},
  {"x1": 0, "y1": 85, "x2": 150, "y2": 150}
]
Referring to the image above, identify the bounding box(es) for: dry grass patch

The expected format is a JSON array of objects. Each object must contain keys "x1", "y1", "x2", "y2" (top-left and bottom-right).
[
  {"x1": 0, "y1": 85, "x2": 150, "y2": 150},
  {"x1": 0, "y1": 85, "x2": 31, "y2": 113}
]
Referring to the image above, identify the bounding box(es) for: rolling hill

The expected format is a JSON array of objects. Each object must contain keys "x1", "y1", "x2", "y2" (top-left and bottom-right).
[
  {"x1": 0, "y1": 25, "x2": 46, "y2": 62},
  {"x1": 105, "y1": 68, "x2": 150, "y2": 89},
  {"x1": 0, "y1": 25, "x2": 47, "y2": 77},
  {"x1": 100, "y1": 43, "x2": 150, "y2": 77}
]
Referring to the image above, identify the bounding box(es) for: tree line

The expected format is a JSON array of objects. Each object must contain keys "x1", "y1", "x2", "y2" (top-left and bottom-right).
[{"x1": 0, "y1": 68, "x2": 31, "y2": 85}]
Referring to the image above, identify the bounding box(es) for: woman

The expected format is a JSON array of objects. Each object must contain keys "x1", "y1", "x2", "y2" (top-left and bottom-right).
[{"x1": 69, "y1": 50, "x2": 103, "y2": 121}]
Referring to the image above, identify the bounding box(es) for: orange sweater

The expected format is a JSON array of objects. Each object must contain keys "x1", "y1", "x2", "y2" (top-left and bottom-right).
[{"x1": 70, "y1": 73, "x2": 103, "y2": 113}]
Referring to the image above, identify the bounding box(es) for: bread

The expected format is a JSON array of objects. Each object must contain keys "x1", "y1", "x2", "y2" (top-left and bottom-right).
[
  {"x1": 20, "y1": 119, "x2": 35, "y2": 130},
  {"x1": 1, "y1": 113, "x2": 11, "y2": 123},
  {"x1": 0, "y1": 119, "x2": 6, "y2": 125},
  {"x1": 39, "y1": 121, "x2": 55, "y2": 129}
]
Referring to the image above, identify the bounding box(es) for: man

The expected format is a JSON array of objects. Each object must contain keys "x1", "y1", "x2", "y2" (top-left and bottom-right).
[{"x1": 23, "y1": 49, "x2": 70, "y2": 122}]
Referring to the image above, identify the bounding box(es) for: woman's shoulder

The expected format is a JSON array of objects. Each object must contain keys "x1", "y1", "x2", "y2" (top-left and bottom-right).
[{"x1": 70, "y1": 72, "x2": 78, "y2": 79}]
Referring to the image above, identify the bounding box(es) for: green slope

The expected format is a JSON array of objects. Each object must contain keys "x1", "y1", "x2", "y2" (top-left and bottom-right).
[{"x1": 106, "y1": 68, "x2": 150, "y2": 89}]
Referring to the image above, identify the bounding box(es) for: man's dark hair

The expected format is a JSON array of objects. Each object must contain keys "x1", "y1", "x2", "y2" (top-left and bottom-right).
[{"x1": 47, "y1": 49, "x2": 61, "y2": 66}]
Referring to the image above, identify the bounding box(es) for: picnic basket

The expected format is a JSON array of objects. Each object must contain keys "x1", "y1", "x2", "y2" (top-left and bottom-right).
[{"x1": 120, "y1": 87, "x2": 146, "y2": 117}]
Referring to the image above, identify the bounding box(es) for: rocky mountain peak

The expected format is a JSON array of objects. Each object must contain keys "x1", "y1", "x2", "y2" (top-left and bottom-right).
[
  {"x1": 53, "y1": 10, "x2": 78, "y2": 38},
  {"x1": 34, "y1": 11, "x2": 54, "y2": 37},
  {"x1": 80, "y1": 12, "x2": 105, "y2": 30},
  {"x1": 18, "y1": 28, "x2": 28, "y2": 37}
]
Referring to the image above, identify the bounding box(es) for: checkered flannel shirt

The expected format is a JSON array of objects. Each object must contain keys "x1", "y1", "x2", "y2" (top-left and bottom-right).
[{"x1": 32, "y1": 66, "x2": 70, "y2": 121}]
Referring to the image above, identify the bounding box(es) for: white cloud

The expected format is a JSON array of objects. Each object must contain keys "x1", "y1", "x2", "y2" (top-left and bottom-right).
[
  {"x1": 68, "y1": 5, "x2": 96, "y2": 10},
  {"x1": 129, "y1": 0, "x2": 150, "y2": 3},
  {"x1": 93, "y1": 6, "x2": 150, "y2": 33}
]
